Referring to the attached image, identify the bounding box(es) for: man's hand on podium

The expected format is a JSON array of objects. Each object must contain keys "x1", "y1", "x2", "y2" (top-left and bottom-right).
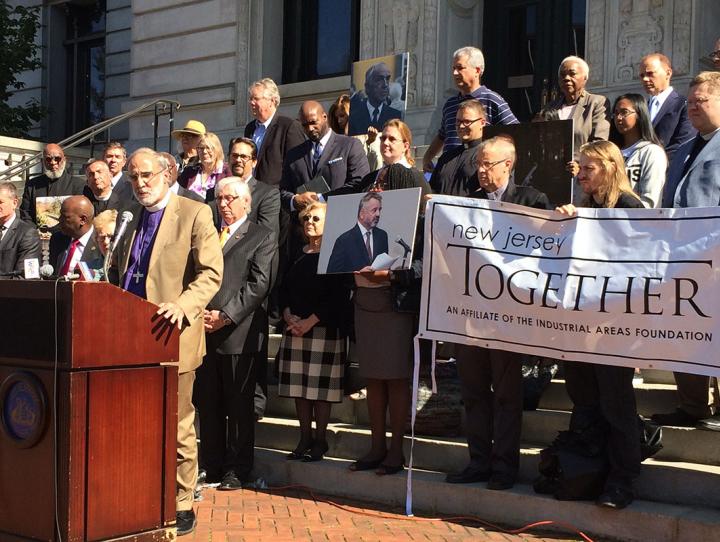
[{"x1": 156, "y1": 302, "x2": 186, "y2": 330}]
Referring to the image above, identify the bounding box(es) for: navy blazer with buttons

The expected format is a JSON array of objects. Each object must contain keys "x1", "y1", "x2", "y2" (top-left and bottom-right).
[{"x1": 652, "y1": 89, "x2": 696, "y2": 161}]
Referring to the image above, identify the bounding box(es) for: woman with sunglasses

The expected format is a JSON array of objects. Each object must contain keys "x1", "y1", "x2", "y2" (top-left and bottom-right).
[
  {"x1": 328, "y1": 120, "x2": 430, "y2": 475},
  {"x1": 277, "y1": 202, "x2": 351, "y2": 462},
  {"x1": 609, "y1": 93, "x2": 668, "y2": 208},
  {"x1": 178, "y1": 132, "x2": 231, "y2": 202}
]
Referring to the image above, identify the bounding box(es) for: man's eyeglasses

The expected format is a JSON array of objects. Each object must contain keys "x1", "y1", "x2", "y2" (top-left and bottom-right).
[
  {"x1": 688, "y1": 96, "x2": 716, "y2": 108},
  {"x1": 216, "y1": 195, "x2": 239, "y2": 206},
  {"x1": 457, "y1": 118, "x2": 485, "y2": 128},
  {"x1": 613, "y1": 109, "x2": 637, "y2": 119},
  {"x1": 230, "y1": 153, "x2": 253, "y2": 162},
  {"x1": 44, "y1": 155, "x2": 63, "y2": 163},
  {"x1": 302, "y1": 215, "x2": 322, "y2": 223},
  {"x1": 478, "y1": 159, "x2": 507, "y2": 170},
  {"x1": 128, "y1": 168, "x2": 167, "y2": 183}
]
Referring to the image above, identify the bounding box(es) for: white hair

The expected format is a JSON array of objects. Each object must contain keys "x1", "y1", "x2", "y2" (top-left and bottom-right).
[
  {"x1": 453, "y1": 46, "x2": 485, "y2": 72},
  {"x1": 216, "y1": 176, "x2": 252, "y2": 213},
  {"x1": 559, "y1": 56, "x2": 590, "y2": 79},
  {"x1": 249, "y1": 78, "x2": 280, "y2": 107}
]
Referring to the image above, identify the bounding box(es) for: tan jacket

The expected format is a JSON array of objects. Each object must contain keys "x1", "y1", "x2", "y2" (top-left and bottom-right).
[
  {"x1": 117, "y1": 193, "x2": 223, "y2": 372},
  {"x1": 549, "y1": 91, "x2": 611, "y2": 155}
]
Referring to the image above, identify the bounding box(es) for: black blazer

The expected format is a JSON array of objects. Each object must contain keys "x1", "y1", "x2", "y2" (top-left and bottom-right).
[
  {"x1": 0, "y1": 218, "x2": 41, "y2": 275},
  {"x1": 470, "y1": 179, "x2": 552, "y2": 210},
  {"x1": 209, "y1": 176, "x2": 281, "y2": 240},
  {"x1": 326, "y1": 166, "x2": 430, "y2": 198},
  {"x1": 280, "y1": 132, "x2": 370, "y2": 210},
  {"x1": 652, "y1": 89, "x2": 696, "y2": 161},
  {"x1": 206, "y1": 219, "x2": 277, "y2": 354},
  {"x1": 429, "y1": 139, "x2": 481, "y2": 196},
  {"x1": 347, "y1": 95, "x2": 403, "y2": 136},
  {"x1": 83, "y1": 186, "x2": 125, "y2": 215},
  {"x1": 20, "y1": 170, "x2": 85, "y2": 224},
  {"x1": 326, "y1": 224, "x2": 389, "y2": 273},
  {"x1": 244, "y1": 115, "x2": 306, "y2": 186},
  {"x1": 49, "y1": 230, "x2": 102, "y2": 275}
]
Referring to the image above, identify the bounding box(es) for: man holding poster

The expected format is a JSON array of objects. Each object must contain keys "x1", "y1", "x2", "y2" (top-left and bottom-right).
[{"x1": 445, "y1": 137, "x2": 550, "y2": 490}]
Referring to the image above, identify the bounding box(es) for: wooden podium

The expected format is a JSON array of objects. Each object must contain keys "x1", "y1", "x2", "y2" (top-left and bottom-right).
[{"x1": 0, "y1": 281, "x2": 179, "y2": 542}]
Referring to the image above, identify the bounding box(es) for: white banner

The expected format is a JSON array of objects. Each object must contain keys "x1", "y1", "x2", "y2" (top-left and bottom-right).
[{"x1": 419, "y1": 196, "x2": 720, "y2": 377}]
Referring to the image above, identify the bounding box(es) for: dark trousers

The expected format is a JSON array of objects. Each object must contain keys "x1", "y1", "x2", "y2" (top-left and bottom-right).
[
  {"x1": 455, "y1": 344, "x2": 524, "y2": 477},
  {"x1": 564, "y1": 362, "x2": 641, "y2": 489},
  {"x1": 195, "y1": 351, "x2": 257, "y2": 479},
  {"x1": 672, "y1": 372, "x2": 718, "y2": 419}
]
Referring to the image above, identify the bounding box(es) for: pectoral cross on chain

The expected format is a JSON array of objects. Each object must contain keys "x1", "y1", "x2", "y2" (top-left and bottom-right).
[{"x1": 132, "y1": 270, "x2": 144, "y2": 284}]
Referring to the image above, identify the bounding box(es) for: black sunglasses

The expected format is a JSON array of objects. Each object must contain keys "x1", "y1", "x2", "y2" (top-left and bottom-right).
[{"x1": 302, "y1": 215, "x2": 321, "y2": 223}]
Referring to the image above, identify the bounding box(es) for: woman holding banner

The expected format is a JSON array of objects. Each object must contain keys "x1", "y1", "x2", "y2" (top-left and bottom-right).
[
  {"x1": 555, "y1": 140, "x2": 644, "y2": 509},
  {"x1": 336, "y1": 120, "x2": 428, "y2": 475},
  {"x1": 609, "y1": 93, "x2": 668, "y2": 208}
]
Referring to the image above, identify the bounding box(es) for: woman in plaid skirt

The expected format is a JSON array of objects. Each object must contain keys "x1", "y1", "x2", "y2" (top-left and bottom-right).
[{"x1": 277, "y1": 202, "x2": 351, "y2": 462}]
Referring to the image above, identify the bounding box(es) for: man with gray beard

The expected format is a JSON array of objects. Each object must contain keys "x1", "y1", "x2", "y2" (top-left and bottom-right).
[{"x1": 20, "y1": 143, "x2": 85, "y2": 224}]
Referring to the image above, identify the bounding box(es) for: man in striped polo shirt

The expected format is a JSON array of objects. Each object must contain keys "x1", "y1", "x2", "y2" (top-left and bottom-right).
[{"x1": 422, "y1": 46, "x2": 518, "y2": 173}]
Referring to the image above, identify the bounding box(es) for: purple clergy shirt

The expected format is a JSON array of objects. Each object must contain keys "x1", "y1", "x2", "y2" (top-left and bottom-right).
[{"x1": 122, "y1": 207, "x2": 165, "y2": 299}]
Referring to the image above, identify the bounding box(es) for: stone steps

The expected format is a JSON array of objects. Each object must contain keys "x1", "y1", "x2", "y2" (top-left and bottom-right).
[
  {"x1": 252, "y1": 447, "x2": 720, "y2": 542},
  {"x1": 256, "y1": 416, "x2": 720, "y2": 510}
]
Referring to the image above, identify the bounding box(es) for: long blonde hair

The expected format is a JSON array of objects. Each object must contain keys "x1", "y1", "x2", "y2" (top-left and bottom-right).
[
  {"x1": 383, "y1": 119, "x2": 415, "y2": 166},
  {"x1": 578, "y1": 141, "x2": 639, "y2": 208}
]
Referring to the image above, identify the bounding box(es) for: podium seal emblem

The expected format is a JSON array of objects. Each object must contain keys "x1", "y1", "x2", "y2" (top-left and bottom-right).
[{"x1": 0, "y1": 372, "x2": 48, "y2": 448}]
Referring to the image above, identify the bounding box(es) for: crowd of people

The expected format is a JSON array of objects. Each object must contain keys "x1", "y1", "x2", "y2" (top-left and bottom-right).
[{"x1": 1, "y1": 42, "x2": 720, "y2": 535}]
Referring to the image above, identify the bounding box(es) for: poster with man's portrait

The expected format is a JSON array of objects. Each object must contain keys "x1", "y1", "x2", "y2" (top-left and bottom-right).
[
  {"x1": 318, "y1": 187, "x2": 421, "y2": 275},
  {"x1": 347, "y1": 53, "x2": 409, "y2": 136}
]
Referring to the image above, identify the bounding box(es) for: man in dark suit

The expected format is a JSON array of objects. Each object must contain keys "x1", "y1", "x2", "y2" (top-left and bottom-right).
[
  {"x1": 20, "y1": 143, "x2": 85, "y2": 225},
  {"x1": 104, "y1": 142, "x2": 135, "y2": 202},
  {"x1": 0, "y1": 182, "x2": 40, "y2": 277},
  {"x1": 281, "y1": 100, "x2": 370, "y2": 211},
  {"x1": 639, "y1": 53, "x2": 696, "y2": 160},
  {"x1": 327, "y1": 192, "x2": 389, "y2": 273},
  {"x1": 445, "y1": 137, "x2": 550, "y2": 490},
  {"x1": 653, "y1": 71, "x2": 720, "y2": 432},
  {"x1": 243, "y1": 78, "x2": 306, "y2": 186},
  {"x1": 195, "y1": 178, "x2": 276, "y2": 490},
  {"x1": 429, "y1": 100, "x2": 485, "y2": 196},
  {"x1": 348, "y1": 62, "x2": 403, "y2": 136},
  {"x1": 83, "y1": 159, "x2": 124, "y2": 214},
  {"x1": 49, "y1": 195, "x2": 101, "y2": 276}
]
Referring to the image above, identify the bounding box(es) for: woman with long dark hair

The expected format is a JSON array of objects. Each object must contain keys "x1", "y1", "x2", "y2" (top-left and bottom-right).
[{"x1": 609, "y1": 93, "x2": 668, "y2": 208}]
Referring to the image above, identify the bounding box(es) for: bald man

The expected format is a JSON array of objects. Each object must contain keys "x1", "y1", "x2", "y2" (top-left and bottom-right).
[
  {"x1": 639, "y1": 53, "x2": 695, "y2": 160},
  {"x1": 280, "y1": 100, "x2": 369, "y2": 211},
  {"x1": 49, "y1": 195, "x2": 101, "y2": 275},
  {"x1": 20, "y1": 143, "x2": 85, "y2": 225}
]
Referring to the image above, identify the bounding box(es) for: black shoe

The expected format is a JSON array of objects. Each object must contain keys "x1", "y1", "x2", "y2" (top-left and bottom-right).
[
  {"x1": 486, "y1": 473, "x2": 515, "y2": 491},
  {"x1": 287, "y1": 439, "x2": 314, "y2": 460},
  {"x1": 697, "y1": 415, "x2": 720, "y2": 432},
  {"x1": 375, "y1": 463, "x2": 405, "y2": 476},
  {"x1": 349, "y1": 455, "x2": 386, "y2": 472},
  {"x1": 219, "y1": 471, "x2": 243, "y2": 491},
  {"x1": 596, "y1": 486, "x2": 634, "y2": 509},
  {"x1": 303, "y1": 441, "x2": 329, "y2": 462},
  {"x1": 445, "y1": 465, "x2": 491, "y2": 484},
  {"x1": 176, "y1": 509, "x2": 196, "y2": 536},
  {"x1": 650, "y1": 408, "x2": 699, "y2": 427}
]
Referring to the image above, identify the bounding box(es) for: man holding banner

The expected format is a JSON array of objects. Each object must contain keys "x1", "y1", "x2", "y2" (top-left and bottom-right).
[
  {"x1": 445, "y1": 137, "x2": 550, "y2": 490},
  {"x1": 654, "y1": 71, "x2": 720, "y2": 431}
]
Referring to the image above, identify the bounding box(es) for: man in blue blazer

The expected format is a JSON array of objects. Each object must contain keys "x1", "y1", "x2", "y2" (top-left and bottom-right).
[
  {"x1": 654, "y1": 71, "x2": 720, "y2": 431},
  {"x1": 281, "y1": 101, "x2": 370, "y2": 211},
  {"x1": 640, "y1": 54, "x2": 696, "y2": 160},
  {"x1": 327, "y1": 192, "x2": 388, "y2": 273}
]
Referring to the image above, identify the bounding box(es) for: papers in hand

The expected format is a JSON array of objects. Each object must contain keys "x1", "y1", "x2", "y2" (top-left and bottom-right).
[{"x1": 370, "y1": 252, "x2": 400, "y2": 270}]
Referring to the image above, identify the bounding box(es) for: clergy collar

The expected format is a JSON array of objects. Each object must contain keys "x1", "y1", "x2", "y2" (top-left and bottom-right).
[
  {"x1": 463, "y1": 138, "x2": 483, "y2": 150},
  {"x1": 144, "y1": 190, "x2": 172, "y2": 213}
]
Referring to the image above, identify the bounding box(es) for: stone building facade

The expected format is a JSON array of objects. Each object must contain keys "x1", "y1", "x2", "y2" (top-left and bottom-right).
[{"x1": 7, "y1": 0, "x2": 720, "y2": 154}]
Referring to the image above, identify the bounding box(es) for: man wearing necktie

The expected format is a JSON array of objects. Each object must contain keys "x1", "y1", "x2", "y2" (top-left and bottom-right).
[
  {"x1": 0, "y1": 182, "x2": 40, "y2": 277},
  {"x1": 326, "y1": 192, "x2": 389, "y2": 273},
  {"x1": 347, "y1": 62, "x2": 403, "y2": 137},
  {"x1": 639, "y1": 53, "x2": 695, "y2": 160},
  {"x1": 194, "y1": 177, "x2": 276, "y2": 491},
  {"x1": 653, "y1": 71, "x2": 720, "y2": 432},
  {"x1": 49, "y1": 195, "x2": 101, "y2": 278},
  {"x1": 115, "y1": 148, "x2": 223, "y2": 536}
]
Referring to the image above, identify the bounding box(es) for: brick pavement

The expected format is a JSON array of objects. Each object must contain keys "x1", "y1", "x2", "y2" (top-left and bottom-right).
[{"x1": 186, "y1": 485, "x2": 594, "y2": 542}]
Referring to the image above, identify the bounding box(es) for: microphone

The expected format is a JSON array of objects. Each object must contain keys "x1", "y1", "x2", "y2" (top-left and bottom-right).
[
  {"x1": 110, "y1": 211, "x2": 134, "y2": 253},
  {"x1": 395, "y1": 236, "x2": 412, "y2": 254},
  {"x1": 40, "y1": 264, "x2": 55, "y2": 279}
]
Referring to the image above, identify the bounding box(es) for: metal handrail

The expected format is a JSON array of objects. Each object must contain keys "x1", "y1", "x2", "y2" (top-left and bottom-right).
[{"x1": 0, "y1": 98, "x2": 180, "y2": 183}]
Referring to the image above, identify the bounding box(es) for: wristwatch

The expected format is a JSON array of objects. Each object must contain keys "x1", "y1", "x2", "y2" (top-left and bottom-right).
[{"x1": 219, "y1": 311, "x2": 232, "y2": 326}]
